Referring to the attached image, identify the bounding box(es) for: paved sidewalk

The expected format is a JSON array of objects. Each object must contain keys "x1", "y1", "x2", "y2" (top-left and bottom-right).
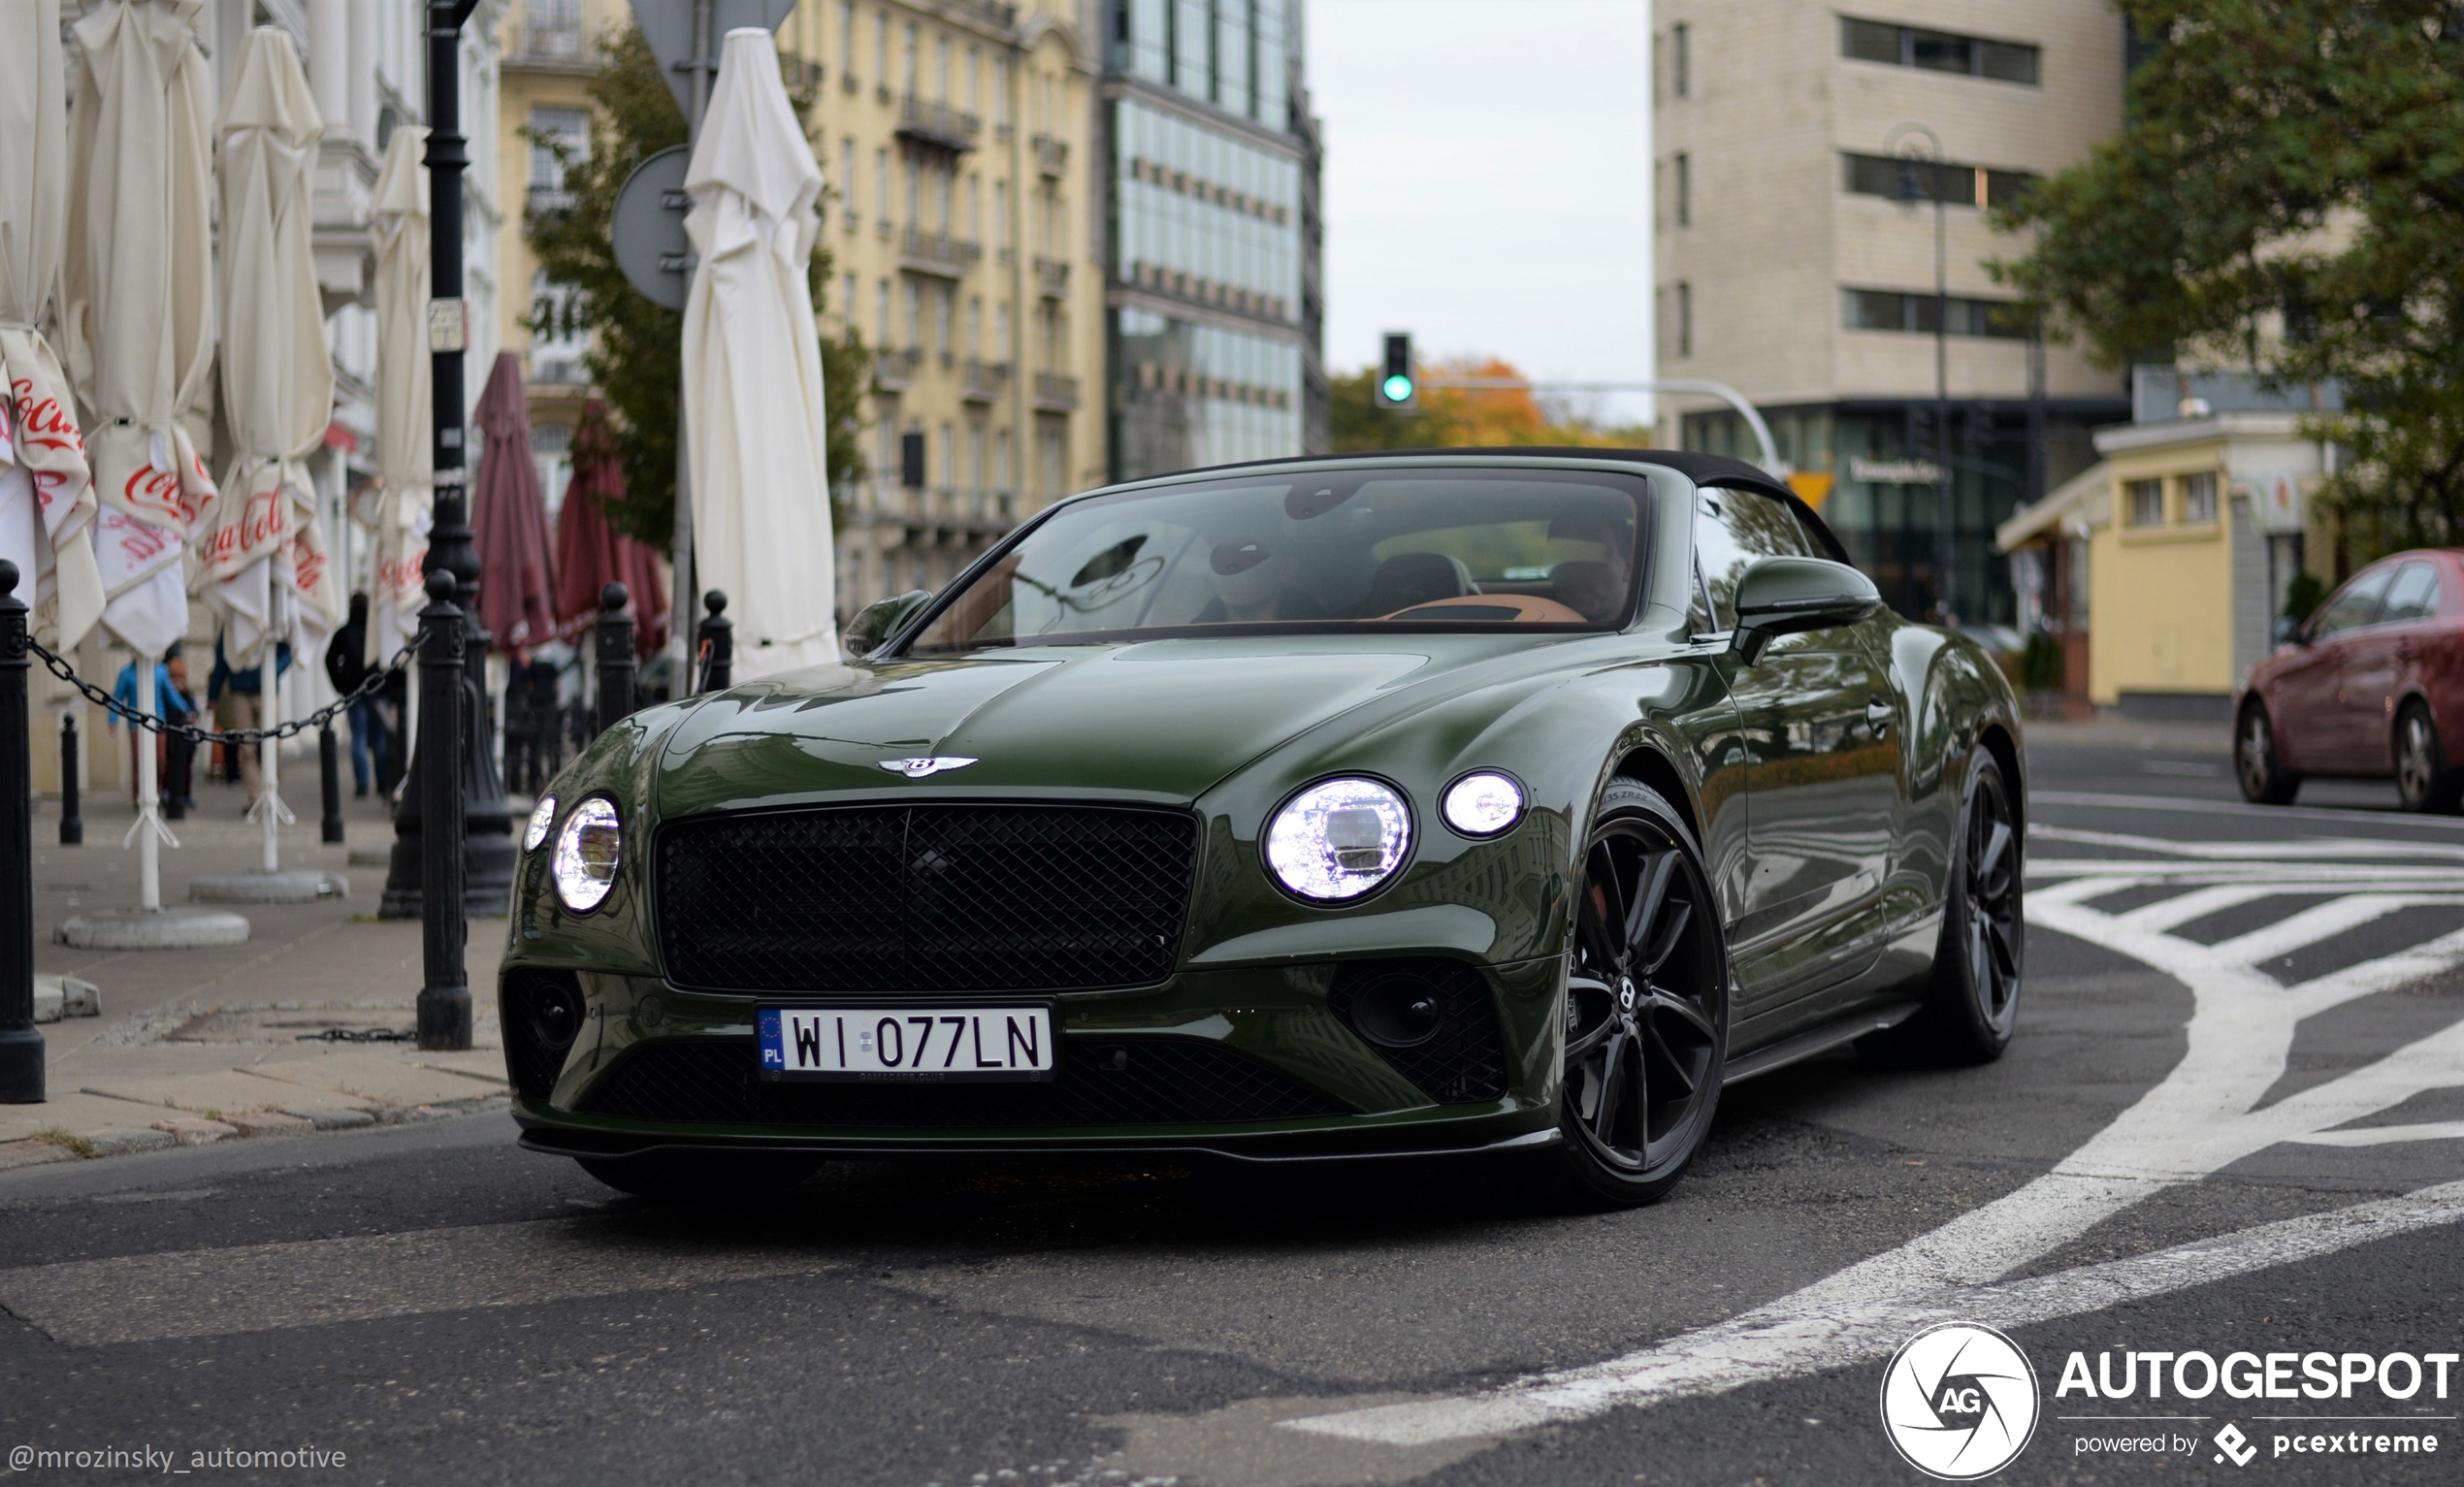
[
  {"x1": 6, "y1": 767, "x2": 514, "y2": 1167},
  {"x1": 2021, "y1": 713, "x2": 2232, "y2": 755}
]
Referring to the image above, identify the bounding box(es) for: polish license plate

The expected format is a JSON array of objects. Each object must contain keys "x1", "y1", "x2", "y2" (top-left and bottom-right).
[{"x1": 757, "y1": 1006, "x2": 1056, "y2": 1082}]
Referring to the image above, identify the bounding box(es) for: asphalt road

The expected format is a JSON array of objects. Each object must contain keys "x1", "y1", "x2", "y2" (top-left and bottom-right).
[{"x1": 3, "y1": 737, "x2": 2459, "y2": 1486}]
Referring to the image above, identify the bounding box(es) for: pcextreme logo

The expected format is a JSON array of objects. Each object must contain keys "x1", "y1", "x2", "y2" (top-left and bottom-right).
[{"x1": 1880, "y1": 1323, "x2": 2042, "y2": 1479}]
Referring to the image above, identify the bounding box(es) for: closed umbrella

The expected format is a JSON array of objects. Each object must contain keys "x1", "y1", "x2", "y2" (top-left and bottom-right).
[
  {"x1": 60, "y1": 0, "x2": 221, "y2": 915},
  {"x1": 360, "y1": 123, "x2": 432, "y2": 669},
  {"x1": 0, "y1": 0, "x2": 104, "y2": 648},
  {"x1": 554, "y1": 399, "x2": 668, "y2": 654},
  {"x1": 199, "y1": 27, "x2": 340, "y2": 658},
  {"x1": 469, "y1": 351, "x2": 558, "y2": 652},
  {"x1": 683, "y1": 27, "x2": 839, "y2": 680},
  {"x1": 62, "y1": 0, "x2": 221, "y2": 663},
  {"x1": 194, "y1": 27, "x2": 339, "y2": 872}
]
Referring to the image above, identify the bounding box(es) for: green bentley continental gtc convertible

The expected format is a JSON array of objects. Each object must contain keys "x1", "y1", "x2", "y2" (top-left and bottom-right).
[{"x1": 503, "y1": 449, "x2": 2024, "y2": 1206}]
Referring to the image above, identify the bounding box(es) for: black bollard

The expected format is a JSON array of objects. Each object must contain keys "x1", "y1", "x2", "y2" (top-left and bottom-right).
[
  {"x1": 0, "y1": 561, "x2": 45, "y2": 1103},
  {"x1": 594, "y1": 582, "x2": 635, "y2": 735},
  {"x1": 415, "y1": 571, "x2": 470, "y2": 1051},
  {"x1": 698, "y1": 590, "x2": 732, "y2": 693},
  {"x1": 319, "y1": 721, "x2": 345, "y2": 843},
  {"x1": 57, "y1": 712, "x2": 81, "y2": 846}
]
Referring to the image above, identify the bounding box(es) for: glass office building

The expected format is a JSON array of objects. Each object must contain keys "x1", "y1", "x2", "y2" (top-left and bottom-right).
[{"x1": 1102, "y1": 0, "x2": 1325, "y2": 481}]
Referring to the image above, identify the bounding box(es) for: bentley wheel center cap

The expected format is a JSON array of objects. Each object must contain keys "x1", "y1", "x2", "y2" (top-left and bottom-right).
[{"x1": 1618, "y1": 978, "x2": 1637, "y2": 1013}]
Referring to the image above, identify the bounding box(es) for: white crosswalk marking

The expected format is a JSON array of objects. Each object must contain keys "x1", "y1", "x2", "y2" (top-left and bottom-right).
[{"x1": 1269, "y1": 829, "x2": 2464, "y2": 1450}]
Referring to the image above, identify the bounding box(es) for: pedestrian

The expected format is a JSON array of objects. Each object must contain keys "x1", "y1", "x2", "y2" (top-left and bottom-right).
[
  {"x1": 209, "y1": 632, "x2": 291, "y2": 810},
  {"x1": 325, "y1": 593, "x2": 391, "y2": 798},
  {"x1": 163, "y1": 647, "x2": 198, "y2": 817},
  {"x1": 109, "y1": 646, "x2": 196, "y2": 806}
]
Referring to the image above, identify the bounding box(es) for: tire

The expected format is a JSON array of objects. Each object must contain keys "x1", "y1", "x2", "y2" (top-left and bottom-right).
[
  {"x1": 2393, "y1": 701, "x2": 2464, "y2": 814},
  {"x1": 2236, "y1": 700, "x2": 2300, "y2": 805},
  {"x1": 1861, "y1": 747, "x2": 2023, "y2": 1065},
  {"x1": 576, "y1": 1151, "x2": 820, "y2": 1204},
  {"x1": 1532, "y1": 779, "x2": 1729, "y2": 1208}
]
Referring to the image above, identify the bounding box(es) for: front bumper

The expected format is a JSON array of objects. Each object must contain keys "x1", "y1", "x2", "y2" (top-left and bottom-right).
[{"x1": 503, "y1": 956, "x2": 1565, "y2": 1161}]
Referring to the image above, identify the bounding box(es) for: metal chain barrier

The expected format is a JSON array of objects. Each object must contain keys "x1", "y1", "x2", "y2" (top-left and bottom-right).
[{"x1": 25, "y1": 630, "x2": 422, "y2": 749}]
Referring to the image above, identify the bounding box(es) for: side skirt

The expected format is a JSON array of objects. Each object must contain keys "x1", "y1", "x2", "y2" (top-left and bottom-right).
[{"x1": 1723, "y1": 998, "x2": 1921, "y2": 1084}]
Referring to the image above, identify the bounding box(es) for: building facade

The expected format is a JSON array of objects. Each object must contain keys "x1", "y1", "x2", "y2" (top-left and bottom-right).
[
  {"x1": 1653, "y1": 0, "x2": 2130, "y2": 626},
  {"x1": 1098, "y1": 0, "x2": 1325, "y2": 483}
]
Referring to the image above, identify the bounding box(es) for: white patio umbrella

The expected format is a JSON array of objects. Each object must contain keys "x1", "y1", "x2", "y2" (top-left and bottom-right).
[
  {"x1": 60, "y1": 0, "x2": 223, "y2": 916},
  {"x1": 195, "y1": 27, "x2": 340, "y2": 875},
  {"x1": 683, "y1": 27, "x2": 839, "y2": 680},
  {"x1": 0, "y1": 0, "x2": 104, "y2": 649},
  {"x1": 361, "y1": 124, "x2": 433, "y2": 671}
]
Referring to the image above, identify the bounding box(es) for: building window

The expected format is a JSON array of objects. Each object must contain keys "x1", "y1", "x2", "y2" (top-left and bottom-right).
[
  {"x1": 995, "y1": 428, "x2": 1012, "y2": 494},
  {"x1": 1841, "y1": 152, "x2": 2036, "y2": 210},
  {"x1": 2126, "y1": 477, "x2": 2165, "y2": 527},
  {"x1": 532, "y1": 422, "x2": 573, "y2": 509},
  {"x1": 938, "y1": 423, "x2": 956, "y2": 493},
  {"x1": 904, "y1": 159, "x2": 921, "y2": 226},
  {"x1": 966, "y1": 296, "x2": 982, "y2": 358},
  {"x1": 1840, "y1": 287, "x2": 2030, "y2": 339},
  {"x1": 841, "y1": 137, "x2": 858, "y2": 222},
  {"x1": 842, "y1": 273, "x2": 857, "y2": 326},
  {"x1": 875, "y1": 278, "x2": 892, "y2": 344},
  {"x1": 874, "y1": 148, "x2": 890, "y2": 228},
  {"x1": 1676, "y1": 281, "x2": 1692, "y2": 358},
  {"x1": 992, "y1": 179, "x2": 1008, "y2": 252},
  {"x1": 996, "y1": 300, "x2": 1011, "y2": 357},
  {"x1": 839, "y1": 1, "x2": 856, "y2": 81},
  {"x1": 1671, "y1": 22, "x2": 1688, "y2": 97},
  {"x1": 1839, "y1": 16, "x2": 2039, "y2": 85},
  {"x1": 934, "y1": 287, "x2": 953, "y2": 358},
  {"x1": 900, "y1": 427, "x2": 926, "y2": 488},
  {"x1": 525, "y1": 0, "x2": 581, "y2": 62},
  {"x1": 527, "y1": 107, "x2": 589, "y2": 203},
  {"x1": 934, "y1": 33, "x2": 950, "y2": 102},
  {"x1": 902, "y1": 21, "x2": 918, "y2": 94},
  {"x1": 903, "y1": 281, "x2": 921, "y2": 347},
  {"x1": 2183, "y1": 470, "x2": 2219, "y2": 524},
  {"x1": 1674, "y1": 151, "x2": 1690, "y2": 226},
  {"x1": 874, "y1": 10, "x2": 888, "y2": 85}
]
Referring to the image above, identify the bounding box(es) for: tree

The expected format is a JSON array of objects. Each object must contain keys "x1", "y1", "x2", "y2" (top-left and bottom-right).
[
  {"x1": 1329, "y1": 357, "x2": 1649, "y2": 452},
  {"x1": 526, "y1": 23, "x2": 868, "y2": 551},
  {"x1": 1994, "y1": 1, "x2": 2464, "y2": 559}
]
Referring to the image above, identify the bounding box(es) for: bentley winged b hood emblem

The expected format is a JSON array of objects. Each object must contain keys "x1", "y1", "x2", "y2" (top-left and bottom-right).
[{"x1": 879, "y1": 757, "x2": 978, "y2": 779}]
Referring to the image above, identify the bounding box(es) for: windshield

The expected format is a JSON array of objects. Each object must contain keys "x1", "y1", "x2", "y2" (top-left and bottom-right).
[{"x1": 905, "y1": 468, "x2": 1647, "y2": 652}]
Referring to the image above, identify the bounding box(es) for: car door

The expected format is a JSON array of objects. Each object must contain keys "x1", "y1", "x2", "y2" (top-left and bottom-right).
[
  {"x1": 1693, "y1": 485, "x2": 1897, "y2": 1022},
  {"x1": 2282, "y1": 566, "x2": 2395, "y2": 772},
  {"x1": 2341, "y1": 561, "x2": 2439, "y2": 774}
]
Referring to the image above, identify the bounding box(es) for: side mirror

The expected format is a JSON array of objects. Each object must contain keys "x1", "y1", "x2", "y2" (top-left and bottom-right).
[
  {"x1": 2273, "y1": 615, "x2": 2307, "y2": 647},
  {"x1": 843, "y1": 589, "x2": 933, "y2": 659},
  {"x1": 1730, "y1": 556, "x2": 1884, "y2": 665}
]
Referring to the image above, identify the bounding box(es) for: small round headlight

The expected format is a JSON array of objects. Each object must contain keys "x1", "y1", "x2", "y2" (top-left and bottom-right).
[
  {"x1": 523, "y1": 794, "x2": 558, "y2": 853},
  {"x1": 1266, "y1": 777, "x2": 1412, "y2": 901},
  {"x1": 552, "y1": 796, "x2": 622, "y2": 912},
  {"x1": 1442, "y1": 772, "x2": 1525, "y2": 837}
]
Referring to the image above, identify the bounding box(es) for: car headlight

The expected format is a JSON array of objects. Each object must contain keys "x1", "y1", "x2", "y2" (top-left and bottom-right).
[
  {"x1": 523, "y1": 794, "x2": 558, "y2": 853},
  {"x1": 552, "y1": 796, "x2": 622, "y2": 912},
  {"x1": 1265, "y1": 777, "x2": 1412, "y2": 900},
  {"x1": 1441, "y1": 771, "x2": 1525, "y2": 837}
]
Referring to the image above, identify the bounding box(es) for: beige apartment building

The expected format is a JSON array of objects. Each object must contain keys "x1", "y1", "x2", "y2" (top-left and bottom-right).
[
  {"x1": 490, "y1": 1, "x2": 1106, "y2": 619},
  {"x1": 1655, "y1": 0, "x2": 2132, "y2": 626}
]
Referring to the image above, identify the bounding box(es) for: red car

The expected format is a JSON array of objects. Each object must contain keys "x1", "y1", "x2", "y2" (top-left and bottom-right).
[{"x1": 2237, "y1": 548, "x2": 2464, "y2": 810}]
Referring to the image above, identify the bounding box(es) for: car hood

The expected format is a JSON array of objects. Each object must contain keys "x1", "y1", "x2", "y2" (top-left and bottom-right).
[{"x1": 648, "y1": 635, "x2": 1579, "y2": 815}]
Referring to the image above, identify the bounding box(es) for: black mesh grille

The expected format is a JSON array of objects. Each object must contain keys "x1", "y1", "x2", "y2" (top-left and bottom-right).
[
  {"x1": 1330, "y1": 959, "x2": 1509, "y2": 1105},
  {"x1": 500, "y1": 969, "x2": 584, "y2": 1099},
  {"x1": 657, "y1": 805, "x2": 1199, "y2": 993},
  {"x1": 575, "y1": 1038, "x2": 1351, "y2": 1127}
]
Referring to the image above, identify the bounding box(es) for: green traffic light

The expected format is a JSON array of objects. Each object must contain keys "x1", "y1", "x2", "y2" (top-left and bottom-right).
[{"x1": 1381, "y1": 374, "x2": 1413, "y2": 402}]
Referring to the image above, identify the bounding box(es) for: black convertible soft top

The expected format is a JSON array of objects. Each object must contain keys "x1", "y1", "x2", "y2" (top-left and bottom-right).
[{"x1": 1195, "y1": 446, "x2": 1801, "y2": 508}]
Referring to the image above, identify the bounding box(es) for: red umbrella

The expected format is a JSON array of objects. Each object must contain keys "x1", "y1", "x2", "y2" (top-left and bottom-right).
[
  {"x1": 554, "y1": 399, "x2": 669, "y2": 655},
  {"x1": 470, "y1": 351, "x2": 559, "y2": 651}
]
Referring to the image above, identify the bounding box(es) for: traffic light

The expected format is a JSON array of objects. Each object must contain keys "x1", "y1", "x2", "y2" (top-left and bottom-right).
[{"x1": 1375, "y1": 332, "x2": 1416, "y2": 409}]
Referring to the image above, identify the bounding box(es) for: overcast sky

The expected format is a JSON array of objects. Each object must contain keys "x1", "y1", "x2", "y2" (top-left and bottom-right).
[{"x1": 1305, "y1": 0, "x2": 1656, "y2": 426}]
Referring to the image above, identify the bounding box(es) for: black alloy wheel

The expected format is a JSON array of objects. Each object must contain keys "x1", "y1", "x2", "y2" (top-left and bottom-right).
[
  {"x1": 1864, "y1": 746, "x2": 2023, "y2": 1065},
  {"x1": 2394, "y1": 702, "x2": 2463, "y2": 813},
  {"x1": 2236, "y1": 701, "x2": 2299, "y2": 805},
  {"x1": 1546, "y1": 780, "x2": 1727, "y2": 1206}
]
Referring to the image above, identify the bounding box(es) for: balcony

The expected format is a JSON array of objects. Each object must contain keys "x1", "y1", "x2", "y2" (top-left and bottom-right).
[
  {"x1": 871, "y1": 347, "x2": 921, "y2": 392},
  {"x1": 509, "y1": 18, "x2": 591, "y2": 69},
  {"x1": 1031, "y1": 133, "x2": 1068, "y2": 178},
  {"x1": 961, "y1": 359, "x2": 1011, "y2": 404},
  {"x1": 1032, "y1": 372, "x2": 1080, "y2": 413},
  {"x1": 1033, "y1": 256, "x2": 1069, "y2": 299},
  {"x1": 896, "y1": 95, "x2": 982, "y2": 155},
  {"x1": 526, "y1": 184, "x2": 577, "y2": 221},
  {"x1": 900, "y1": 227, "x2": 983, "y2": 279}
]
